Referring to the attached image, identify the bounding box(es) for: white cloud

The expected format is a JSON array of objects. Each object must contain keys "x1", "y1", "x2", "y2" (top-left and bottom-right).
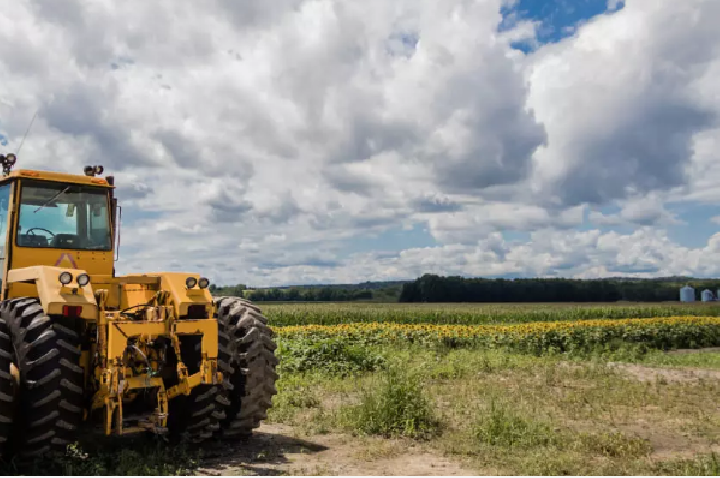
[
  {"x1": 144, "y1": 228, "x2": 720, "y2": 288},
  {"x1": 526, "y1": 0, "x2": 720, "y2": 207},
  {"x1": 0, "y1": 0, "x2": 719, "y2": 286},
  {"x1": 588, "y1": 193, "x2": 683, "y2": 227}
]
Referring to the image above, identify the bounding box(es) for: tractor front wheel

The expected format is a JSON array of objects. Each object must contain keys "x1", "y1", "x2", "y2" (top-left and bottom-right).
[
  {"x1": 2, "y1": 298, "x2": 84, "y2": 458},
  {"x1": 0, "y1": 301, "x2": 16, "y2": 459}
]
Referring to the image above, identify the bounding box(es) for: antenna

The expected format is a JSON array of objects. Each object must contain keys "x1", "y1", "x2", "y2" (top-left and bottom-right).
[
  {"x1": 0, "y1": 110, "x2": 38, "y2": 176},
  {"x1": 15, "y1": 109, "x2": 38, "y2": 156}
]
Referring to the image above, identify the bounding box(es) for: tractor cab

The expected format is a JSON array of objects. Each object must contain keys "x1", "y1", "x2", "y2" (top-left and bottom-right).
[
  {"x1": 0, "y1": 155, "x2": 117, "y2": 299},
  {"x1": 13, "y1": 180, "x2": 112, "y2": 250}
]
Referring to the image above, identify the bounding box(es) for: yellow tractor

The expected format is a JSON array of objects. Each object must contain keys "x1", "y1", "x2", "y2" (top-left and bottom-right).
[{"x1": 0, "y1": 153, "x2": 278, "y2": 459}]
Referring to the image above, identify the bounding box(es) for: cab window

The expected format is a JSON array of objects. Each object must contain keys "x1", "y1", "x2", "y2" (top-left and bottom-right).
[
  {"x1": 16, "y1": 180, "x2": 112, "y2": 251},
  {"x1": 0, "y1": 182, "x2": 12, "y2": 266}
]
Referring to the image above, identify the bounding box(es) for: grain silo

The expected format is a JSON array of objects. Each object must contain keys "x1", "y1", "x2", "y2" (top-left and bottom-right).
[
  {"x1": 680, "y1": 285, "x2": 695, "y2": 302},
  {"x1": 702, "y1": 289, "x2": 714, "y2": 302}
]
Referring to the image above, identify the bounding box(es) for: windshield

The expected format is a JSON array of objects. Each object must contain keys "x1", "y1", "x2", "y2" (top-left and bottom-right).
[{"x1": 17, "y1": 180, "x2": 112, "y2": 251}]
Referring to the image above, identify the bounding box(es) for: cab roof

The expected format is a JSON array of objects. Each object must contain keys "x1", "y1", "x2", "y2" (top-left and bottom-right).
[{"x1": 0, "y1": 169, "x2": 114, "y2": 188}]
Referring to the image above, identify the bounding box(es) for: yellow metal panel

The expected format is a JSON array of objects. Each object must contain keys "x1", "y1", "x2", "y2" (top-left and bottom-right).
[
  {"x1": 124, "y1": 377, "x2": 164, "y2": 390},
  {"x1": 176, "y1": 320, "x2": 218, "y2": 358},
  {"x1": 106, "y1": 319, "x2": 218, "y2": 360},
  {"x1": 122, "y1": 287, "x2": 157, "y2": 311},
  {"x1": 10, "y1": 247, "x2": 114, "y2": 278},
  {"x1": 90, "y1": 275, "x2": 161, "y2": 285},
  {"x1": 7, "y1": 266, "x2": 97, "y2": 319},
  {"x1": 3, "y1": 170, "x2": 114, "y2": 188},
  {"x1": 144, "y1": 272, "x2": 213, "y2": 317}
]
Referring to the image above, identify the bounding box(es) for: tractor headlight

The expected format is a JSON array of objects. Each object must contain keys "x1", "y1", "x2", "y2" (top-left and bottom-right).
[
  {"x1": 59, "y1": 271, "x2": 73, "y2": 285},
  {"x1": 185, "y1": 276, "x2": 198, "y2": 289},
  {"x1": 77, "y1": 273, "x2": 90, "y2": 287},
  {"x1": 198, "y1": 277, "x2": 210, "y2": 289}
]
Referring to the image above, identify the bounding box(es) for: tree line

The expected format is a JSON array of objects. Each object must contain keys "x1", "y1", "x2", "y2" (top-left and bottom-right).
[
  {"x1": 398, "y1": 274, "x2": 720, "y2": 303},
  {"x1": 209, "y1": 275, "x2": 720, "y2": 303},
  {"x1": 209, "y1": 283, "x2": 401, "y2": 302}
]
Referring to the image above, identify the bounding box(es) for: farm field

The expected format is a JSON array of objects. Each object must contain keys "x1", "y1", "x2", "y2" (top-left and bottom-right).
[
  {"x1": 8, "y1": 301, "x2": 720, "y2": 475},
  {"x1": 257, "y1": 300, "x2": 720, "y2": 326}
]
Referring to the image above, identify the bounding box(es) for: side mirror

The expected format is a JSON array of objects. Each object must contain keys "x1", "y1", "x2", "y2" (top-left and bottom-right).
[{"x1": 66, "y1": 204, "x2": 75, "y2": 217}]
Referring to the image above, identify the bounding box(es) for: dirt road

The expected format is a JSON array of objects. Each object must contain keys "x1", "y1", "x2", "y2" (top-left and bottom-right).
[{"x1": 197, "y1": 423, "x2": 476, "y2": 476}]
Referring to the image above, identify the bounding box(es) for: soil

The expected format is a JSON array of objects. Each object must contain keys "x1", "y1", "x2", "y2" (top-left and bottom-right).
[
  {"x1": 607, "y1": 362, "x2": 720, "y2": 383},
  {"x1": 197, "y1": 424, "x2": 476, "y2": 476}
]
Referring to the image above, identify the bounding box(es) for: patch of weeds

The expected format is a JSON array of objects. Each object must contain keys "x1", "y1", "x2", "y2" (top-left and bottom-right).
[
  {"x1": 652, "y1": 452, "x2": 720, "y2": 475},
  {"x1": 563, "y1": 340, "x2": 653, "y2": 363},
  {"x1": 471, "y1": 399, "x2": 558, "y2": 449},
  {"x1": 567, "y1": 342, "x2": 720, "y2": 370},
  {"x1": 268, "y1": 375, "x2": 322, "y2": 423},
  {"x1": 458, "y1": 397, "x2": 652, "y2": 474},
  {"x1": 573, "y1": 430, "x2": 652, "y2": 458},
  {"x1": 277, "y1": 336, "x2": 387, "y2": 376},
  {"x1": 341, "y1": 366, "x2": 441, "y2": 440}
]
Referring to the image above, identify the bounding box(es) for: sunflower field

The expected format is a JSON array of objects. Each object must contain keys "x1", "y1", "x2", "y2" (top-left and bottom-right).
[{"x1": 272, "y1": 314, "x2": 720, "y2": 355}]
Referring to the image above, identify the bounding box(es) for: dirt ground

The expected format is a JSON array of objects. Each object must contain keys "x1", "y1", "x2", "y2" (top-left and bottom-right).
[
  {"x1": 197, "y1": 424, "x2": 476, "y2": 476},
  {"x1": 607, "y1": 361, "x2": 720, "y2": 383}
]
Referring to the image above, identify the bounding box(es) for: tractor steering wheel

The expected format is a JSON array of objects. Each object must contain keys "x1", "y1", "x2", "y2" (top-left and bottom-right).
[{"x1": 26, "y1": 227, "x2": 56, "y2": 237}]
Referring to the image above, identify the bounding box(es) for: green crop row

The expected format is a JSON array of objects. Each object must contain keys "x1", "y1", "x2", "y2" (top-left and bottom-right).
[{"x1": 257, "y1": 301, "x2": 720, "y2": 326}]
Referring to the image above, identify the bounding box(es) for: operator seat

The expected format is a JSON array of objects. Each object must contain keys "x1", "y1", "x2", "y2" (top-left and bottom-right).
[
  {"x1": 53, "y1": 234, "x2": 81, "y2": 248},
  {"x1": 18, "y1": 234, "x2": 48, "y2": 247}
]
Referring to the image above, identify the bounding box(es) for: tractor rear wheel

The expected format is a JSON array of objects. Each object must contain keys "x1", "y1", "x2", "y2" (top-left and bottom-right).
[
  {"x1": 167, "y1": 335, "x2": 228, "y2": 444},
  {"x1": 214, "y1": 297, "x2": 278, "y2": 437},
  {"x1": 3, "y1": 298, "x2": 84, "y2": 458},
  {"x1": 167, "y1": 384, "x2": 226, "y2": 444}
]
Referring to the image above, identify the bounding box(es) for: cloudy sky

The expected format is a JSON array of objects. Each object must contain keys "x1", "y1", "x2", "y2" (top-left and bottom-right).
[{"x1": 1, "y1": 0, "x2": 719, "y2": 287}]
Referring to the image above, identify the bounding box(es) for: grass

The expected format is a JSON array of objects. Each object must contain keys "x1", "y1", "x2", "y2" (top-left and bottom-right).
[
  {"x1": 266, "y1": 341, "x2": 720, "y2": 475},
  {"x1": 338, "y1": 366, "x2": 442, "y2": 440}
]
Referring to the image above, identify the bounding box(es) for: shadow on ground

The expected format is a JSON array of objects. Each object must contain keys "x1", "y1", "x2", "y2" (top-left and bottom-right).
[
  {"x1": 0, "y1": 427, "x2": 329, "y2": 476},
  {"x1": 198, "y1": 429, "x2": 330, "y2": 476}
]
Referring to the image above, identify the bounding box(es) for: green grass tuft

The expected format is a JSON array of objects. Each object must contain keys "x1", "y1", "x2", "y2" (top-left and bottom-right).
[{"x1": 341, "y1": 366, "x2": 441, "y2": 440}]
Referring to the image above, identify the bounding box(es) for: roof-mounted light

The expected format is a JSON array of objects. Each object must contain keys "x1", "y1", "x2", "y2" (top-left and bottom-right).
[
  {"x1": 185, "y1": 276, "x2": 198, "y2": 289},
  {"x1": 198, "y1": 277, "x2": 210, "y2": 289},
  {"x1": 84, "y1": 165, "x2": 104, "y2": 177},
  {"x1": 1, "y1": 153, "x2": 16, "y2": 176}
]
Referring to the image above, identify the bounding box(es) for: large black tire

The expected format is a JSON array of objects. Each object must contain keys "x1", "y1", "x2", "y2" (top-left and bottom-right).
[
  {"x1": 2, "y1": 298, "x2": 84, "y2": 458},
  {"x1": 167, "y1": 384, "x2": 226, "y2": 444},
  {"x1": 166, "y1": 335, "x2": 228, "y2": 444},
  {"x1": 214, "y1": 297, "x2": 278, "y2": 437},
  {"x1": 0, "y1": 302, "x2": 16, "y2": 457}
]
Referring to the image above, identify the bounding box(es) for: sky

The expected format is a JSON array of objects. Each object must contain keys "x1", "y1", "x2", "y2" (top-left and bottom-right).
[{"x1": 0, "y1": 0, "x2": 719, "y2": 287}]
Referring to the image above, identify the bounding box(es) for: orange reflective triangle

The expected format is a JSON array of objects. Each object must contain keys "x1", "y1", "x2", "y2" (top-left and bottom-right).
[{"x1": 54, "y1": 253, "x2": 78, "y2": 269}]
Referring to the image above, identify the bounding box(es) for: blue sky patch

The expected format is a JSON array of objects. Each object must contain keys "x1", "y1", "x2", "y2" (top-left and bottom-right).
[
  {"x1": 500, "y1": 0, "x2": 625, "y2": 51},
  {"x1": 339, "y1": 223, "x2": 438, "y2": 257},
  {"x1": 667, "y1": 203, "x2": 720, "y2": 248}
]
